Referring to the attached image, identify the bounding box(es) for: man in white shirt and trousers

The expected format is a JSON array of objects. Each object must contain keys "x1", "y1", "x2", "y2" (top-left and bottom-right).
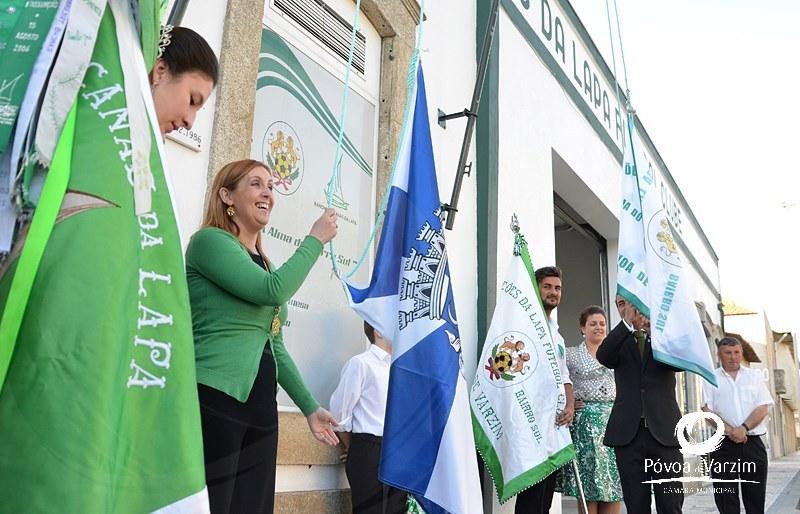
[
  {"x1": 330, "y1": 322, "x2": 406, "y2": 514},
  {"x1": 702, "y1": 336, "x2": 774, "y2": 514}
]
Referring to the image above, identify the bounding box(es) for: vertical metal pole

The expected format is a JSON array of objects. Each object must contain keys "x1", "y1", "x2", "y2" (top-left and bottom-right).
[
  {"x1": 600, "y1": 246, "x2": 610, "y2": 316},
  {"x1": 476, "y1": 1, "x2": 502, "y2": 510},
  {"x1": 444, "y1": 0, "x2": 500, "y2": 230},
  {"x1": 572, "y1": 460, "x2": 590, "y2": 514},
  {"x1": 167, "y1": 0, "x2": 190, "y2": 25}
]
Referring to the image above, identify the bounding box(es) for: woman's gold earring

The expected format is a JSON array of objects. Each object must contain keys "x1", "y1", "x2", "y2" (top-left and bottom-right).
[{"x1": 226, "y1": 206, "x2": 236, "y2": 217}]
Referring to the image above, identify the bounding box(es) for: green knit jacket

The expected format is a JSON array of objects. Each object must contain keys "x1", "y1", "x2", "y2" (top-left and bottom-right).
[{"x1": 186, "y1": 226, "x2": 321, "y2": 415}]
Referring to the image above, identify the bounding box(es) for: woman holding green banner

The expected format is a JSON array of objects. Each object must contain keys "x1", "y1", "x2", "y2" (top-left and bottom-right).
[
  {"x1": 556, "y1": 306, "x2": 622, "y2": 514},
  {"x1": 186, "y1": 159, "x2": 340, "y2": 514}
]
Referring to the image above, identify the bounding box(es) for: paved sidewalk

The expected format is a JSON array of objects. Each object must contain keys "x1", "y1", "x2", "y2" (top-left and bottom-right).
[
  {"x1": 767, "y1": 455, "x2": 800, "y2": 514},
  {"x1": 560, "y1": 451, "x2": 800, "y2": 513},
  {"x1": 683, "y1": 451, "x2": 800, "y2": 513}
]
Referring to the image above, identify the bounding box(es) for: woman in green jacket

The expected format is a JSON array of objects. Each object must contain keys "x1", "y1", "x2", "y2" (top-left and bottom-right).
[{"x1": 186, "y1": 159, "x2": 339, "y2": 513}]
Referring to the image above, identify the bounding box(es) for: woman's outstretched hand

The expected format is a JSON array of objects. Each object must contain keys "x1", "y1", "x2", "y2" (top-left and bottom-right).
[
  {"x1": 309, "y1": 208, "x2": 338, "y2": 244},
  {"x1": 306, "y1": 407, "x2": 340, "y2": 446}
]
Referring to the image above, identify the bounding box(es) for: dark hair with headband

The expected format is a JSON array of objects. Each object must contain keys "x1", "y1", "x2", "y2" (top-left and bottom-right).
[{"x1": 159, "y1": 26, "x2": 219, "y2": 85}]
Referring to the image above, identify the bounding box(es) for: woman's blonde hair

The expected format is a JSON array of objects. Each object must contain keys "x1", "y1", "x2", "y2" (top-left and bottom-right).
[{"x1": 203, "y1": 159, "x2": 271, "y2": 256}]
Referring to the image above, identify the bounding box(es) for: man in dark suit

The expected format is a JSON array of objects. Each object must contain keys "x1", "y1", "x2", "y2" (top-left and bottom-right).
[{"x1": 596, "y1": 296, "x2": 685, "y2": 513}]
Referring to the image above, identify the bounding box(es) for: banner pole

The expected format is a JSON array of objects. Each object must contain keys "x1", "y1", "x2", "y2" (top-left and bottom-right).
[
  {"x1": 572, "y1": 460, "x2": 590, "y2": 514},
  {"x1": 167, "y1": 0, "x2": 190, "y2": 24}
]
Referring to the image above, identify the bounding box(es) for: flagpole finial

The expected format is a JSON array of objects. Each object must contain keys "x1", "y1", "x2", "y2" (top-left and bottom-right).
[
  {"x1": 511, "y1": 214, "x2": 525, "y2": 256},
  {"x1": 624, "y1": 91, "x2": 635, "y2": 115}
]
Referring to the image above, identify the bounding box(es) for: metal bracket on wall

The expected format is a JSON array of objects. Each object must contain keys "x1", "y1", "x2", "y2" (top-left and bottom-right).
[
  {"x1": 441, "y1": 0, "x2": 500, "y2": 230},
  {"x1": 437, "y1": 108, "x2": 477, "y2": 129}
]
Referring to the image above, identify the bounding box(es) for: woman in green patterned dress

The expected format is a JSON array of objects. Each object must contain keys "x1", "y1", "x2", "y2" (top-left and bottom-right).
[{"x1": 557, "y1": 306, "x2": 622, "y2": 514}]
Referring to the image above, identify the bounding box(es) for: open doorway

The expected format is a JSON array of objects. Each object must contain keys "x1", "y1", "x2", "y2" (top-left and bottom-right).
[{"x1": 554, "y1": 194, "x2": 609, "y2": 347}]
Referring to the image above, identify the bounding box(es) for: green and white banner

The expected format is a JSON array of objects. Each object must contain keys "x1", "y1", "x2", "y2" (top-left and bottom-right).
[
  {"x1": 0, "y1": 3, "x2": 208, "y2": 512},
  {"x1": 471, "y1": 231, "x2": 575, "y2": 503},
  {"x1": 616, "y1": 112, "x2": 716, "y2": 385}
]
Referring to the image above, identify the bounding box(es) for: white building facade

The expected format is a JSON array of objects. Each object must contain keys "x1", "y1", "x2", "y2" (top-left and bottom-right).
[{"x1": 162, "y1": 0, "x2": 723, "y2": 511}]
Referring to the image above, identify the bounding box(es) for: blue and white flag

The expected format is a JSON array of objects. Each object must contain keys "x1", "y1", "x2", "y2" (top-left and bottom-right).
[
  {"x1": 616, "y1": 111, "x2": 716, "y2": 385},
  {"x1": 344, "y1": 64, "x2": 482, "y2": 514}
]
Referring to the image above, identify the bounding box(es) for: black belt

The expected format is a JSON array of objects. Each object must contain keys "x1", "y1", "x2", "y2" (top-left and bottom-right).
[
  {"x1": 352, "y1": 432, "x2": 383, "y2": 444},
  {"x1": 725, "y1": 434, "x2": 765, "y2": 442}
]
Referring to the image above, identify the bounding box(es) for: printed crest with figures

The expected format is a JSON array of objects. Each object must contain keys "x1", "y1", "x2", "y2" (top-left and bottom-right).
[
  {"x1": 647, "y1": 210, "x2": 681, "y2": 267},
  {"x1": 398, "y1": 207, "x2": 454, "y2": 330},
  {"x1": 262, "y1": 121, "x2": 303, "y2": 195},
  {"x1": 480, "y1": 331, "x2": 539, "y2": 388}
]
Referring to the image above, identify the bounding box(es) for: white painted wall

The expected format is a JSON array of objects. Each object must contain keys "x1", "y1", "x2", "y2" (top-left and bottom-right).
[
  {"x1": 422, "y1": 0, "x2": 479, "y2": 379},
  {"x1": 498, "y1": 7, "x2": 620, "y2": 288}
]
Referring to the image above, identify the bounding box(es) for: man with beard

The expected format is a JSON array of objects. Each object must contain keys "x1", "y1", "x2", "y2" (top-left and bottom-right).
[{"x1": 514, "y1": 266, "x2": 574, "y2": 514}]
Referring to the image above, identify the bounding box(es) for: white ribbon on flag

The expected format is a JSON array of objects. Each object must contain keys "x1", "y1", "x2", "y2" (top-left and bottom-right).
[
  {"x1": 33, "y1": 0, "x2": 108, "y2": 167},
  {"x1": 108, "y1": 0, "x2": 154, "y2": 215}
]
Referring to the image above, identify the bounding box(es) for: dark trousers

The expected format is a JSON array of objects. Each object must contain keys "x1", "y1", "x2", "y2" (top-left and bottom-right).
[
  {"x1": 199, "y1": 352, "x2": 279, "y2": 514},
  {"x1": 345, "y1": 433, "x2": 406, "y2": 514},
  {"x1": 710, "y1": 435, "x2": 768, "y2": 514},
  {"x1": 514, "y1": 472, "x2": 557, "y2": 513},
  {"x1": 614, "y1": 420, "x2": 684, "y2": 514}
]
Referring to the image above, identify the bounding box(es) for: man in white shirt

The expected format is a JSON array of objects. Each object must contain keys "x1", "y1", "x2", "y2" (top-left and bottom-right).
[
  {"x1": 702, "y1": 336, "x2": 774, "y2": 514},
  {"x1": 330, "y1": 322, "x2": 406, "y2": 514},
  {"x1": 514, "y1": 266, "x2": 574, "y2": 514}
]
